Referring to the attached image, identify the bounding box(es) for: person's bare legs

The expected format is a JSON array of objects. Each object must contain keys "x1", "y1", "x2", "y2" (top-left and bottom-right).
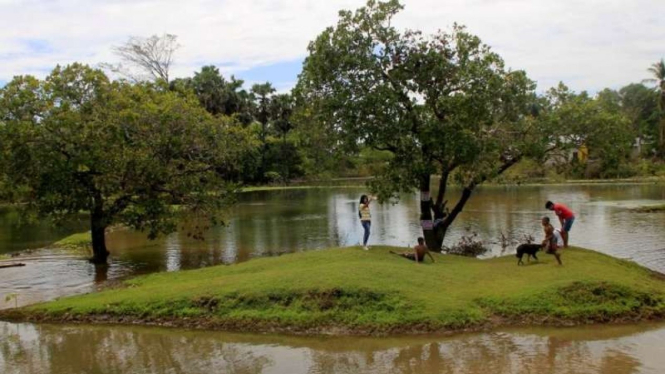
[
  {"x1": 554, "y1": 252, "x2": 563, "y2": 265},
  {"x1": 563, "y1": 230, "x2": 569, "y2": 248}
]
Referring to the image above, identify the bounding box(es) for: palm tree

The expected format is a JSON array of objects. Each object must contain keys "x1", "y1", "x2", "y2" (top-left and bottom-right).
[{"x1": 645, "y1": 59, "x2": 665, "y2": 157}]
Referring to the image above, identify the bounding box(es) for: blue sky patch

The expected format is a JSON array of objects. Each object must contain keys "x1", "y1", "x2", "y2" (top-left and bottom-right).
[
  {"x1": 234, "y1": 59, "x2": 303, "y2": 87},
  {"x1": 22, "y1": 39, "x2": 54, "y2": 54}
]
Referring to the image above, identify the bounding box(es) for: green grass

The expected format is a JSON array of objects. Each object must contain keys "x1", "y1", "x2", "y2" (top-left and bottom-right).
[
  {"x1": 52, "y1": 232, "x2": 92, "y2": 253},
  {"x1": 3, "y1": 246, "x2": 665, "y2": 334}
]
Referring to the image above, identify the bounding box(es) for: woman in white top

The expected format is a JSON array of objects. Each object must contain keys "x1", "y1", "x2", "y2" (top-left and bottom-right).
[{"x1": 358, "y1": 195, "x2": 371, "y2": 250}]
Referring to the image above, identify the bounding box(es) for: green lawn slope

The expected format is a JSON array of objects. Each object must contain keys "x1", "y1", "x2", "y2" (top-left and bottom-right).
[{"x1": 2, "y1": 246, "x2": 664, "y2": 335}]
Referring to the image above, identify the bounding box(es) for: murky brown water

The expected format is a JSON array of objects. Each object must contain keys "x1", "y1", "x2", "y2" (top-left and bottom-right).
[
  {"x1": 1, "y1": 321, "x2": 665, "y2": 374},
  {"x1": 1, "y1": 184, "x2": 665, "y2": 373},
  {"x1": 1, "y1": 184, "x2": 665, "y2": 309}
]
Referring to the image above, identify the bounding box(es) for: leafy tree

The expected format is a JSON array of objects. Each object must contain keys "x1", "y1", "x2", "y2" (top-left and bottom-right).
[
  {"x1": 250, "y1": 83, "x2": 276, "y2": 182},
  {"x1": 270, "y1": 94, "x2": 294, "y2": 141},
  {"x1": 296, "y1": 0, "x2": 546, "y2": 250},
  {"x1": 291, "y1": 106, "x2": 350, "y2": 179},
  {"x1": 103, "y1": 34, "x2": 179, "y2": 83},
  {"x1": 544, "y1": 84, "x2": 633, "y2": 178},
  {"x1": 171, "y1": 65, "x2": 253, "y2": 124},
  {"x1": 618, "y1": 83, "x2": 659, "y2": 155},
  {"x1": 0, "y1": 64, "x2": 253, "y2": 263},
  {"x1": 644, "y1": 59, "x2": 665, "y2": 157},
  {"x1": 269, "y1": 93, "x2": 298, "y2": 181},
  {"x1": 264, "y1": 140, "x2": 304, "y2": 182}
]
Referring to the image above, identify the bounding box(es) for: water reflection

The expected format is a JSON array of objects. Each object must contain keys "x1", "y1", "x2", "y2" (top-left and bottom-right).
[
  {"x1": 0, "y1": 207, "x2": 88, "y2": 255},
  {"x1": 1, "y1": 322, "x2": 664, "y2": 374},
  {"x1": 1, "y1": 185, "x2": 665, "y2": 309}
]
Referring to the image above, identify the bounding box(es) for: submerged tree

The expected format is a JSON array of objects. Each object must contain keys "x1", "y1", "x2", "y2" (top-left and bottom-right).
[
  {"x1": 0, "y1": 64, "x2": 254, "y2": 263},
  {"x1": 296, "y1": 0, "x2": 548, "y2": 250}
]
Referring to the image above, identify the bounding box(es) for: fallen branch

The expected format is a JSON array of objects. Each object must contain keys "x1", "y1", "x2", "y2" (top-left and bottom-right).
[{"x1": 0, "y1": 263, "x2": 25, "y2": 269}]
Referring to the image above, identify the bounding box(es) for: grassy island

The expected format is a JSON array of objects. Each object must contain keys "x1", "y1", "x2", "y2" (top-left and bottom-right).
[{"x1": 1, "y1": 246, "x2": 664, "y2": 335}]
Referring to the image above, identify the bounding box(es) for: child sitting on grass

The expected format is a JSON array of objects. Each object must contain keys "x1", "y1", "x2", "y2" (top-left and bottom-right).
[{"x1": 390, "y1": 237, "x2": 435, "y2": 264}]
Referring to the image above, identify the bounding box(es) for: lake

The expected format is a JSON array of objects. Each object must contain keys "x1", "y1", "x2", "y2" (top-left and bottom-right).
[
  {"x1": 1, "y1": 321, "x2": 665, "y2": 373},
  {"x1": 1, "y1": 183, "x2": 665, "y2": 373},
  {"x1": 2, "y1": 183, "x2": 665, "y2": 309}
]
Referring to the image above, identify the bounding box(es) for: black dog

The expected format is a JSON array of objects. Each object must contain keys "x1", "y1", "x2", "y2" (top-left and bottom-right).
[{"x1": 516, "y1": 244, "x2": 542, "y2": 265}]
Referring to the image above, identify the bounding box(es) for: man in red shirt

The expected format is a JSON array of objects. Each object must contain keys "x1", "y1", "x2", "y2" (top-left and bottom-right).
[{"x1": 545, "y1": 200, "x2": 575, "y2": 248}]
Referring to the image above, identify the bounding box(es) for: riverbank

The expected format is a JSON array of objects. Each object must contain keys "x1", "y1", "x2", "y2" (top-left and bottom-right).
[
  {"x1": 241, "y1": 175, "x2": 665, "y2": 193},
  {"x1": 632, "y1": 204, "x2": 665, "y2": 213},
  {"x1": 1, "y1": 246, "x2": 664, "y2": 335}
]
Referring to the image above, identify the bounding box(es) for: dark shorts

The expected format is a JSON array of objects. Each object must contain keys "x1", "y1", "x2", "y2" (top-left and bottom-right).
[
  {"x1": 401, "y1": 253, "x2": 424, "y2": 262},
  {"x1": 563, "y1": 217, "x2": 575, "y2": 232},
  {"x1": 547, "y1": 242, "x2": 562, "y2": 255}
]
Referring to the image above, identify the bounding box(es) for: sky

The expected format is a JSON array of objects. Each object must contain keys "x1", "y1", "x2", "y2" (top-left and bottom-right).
[{"x1": 0, "y1": 0, "x2": 663, "y2": 93}]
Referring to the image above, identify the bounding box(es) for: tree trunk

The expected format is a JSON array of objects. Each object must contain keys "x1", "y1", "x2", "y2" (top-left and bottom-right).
[
  {"x1": 90, "y1": 198, "x2": 109, "y2": 264},
  {"x1": 419, "y1": 172, "x2": 462, "y2": 252},
  {"x1": 282, "y1": 133, "x2": 289, "y2": 184},
  {"x1": 259, "y1": 121, "x2": 268, "y2": 182},
  {"x1": 419, "y1": 158, "x2": 521, "y2": 253},
  {"x1": 660, "y1": 118, "x2": 665, "y2": 158},
  {"x1": 419, "y1": 174, "x2": 439, "y2": 251},
  {"x1": 94, "y1": 263, "x2": 109, "y2": 283}
]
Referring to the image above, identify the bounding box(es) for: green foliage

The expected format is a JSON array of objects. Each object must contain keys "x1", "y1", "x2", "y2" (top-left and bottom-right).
[
  {"x1": 170, "y1": 65, "x2": 253, "y2": 124},
  {"x1": 296, "y1": 0, "x2": 542, "y2": 203},
  {"x1": 348, "y1": 148, "x2": 394, "y2": 177},
  {"x1": 264, "y1": 139, "x2": 304, "y2": 182},
  {"x1": 250, "y1": 82, "x2": 276, "y2": 128},
  {"x1": 4, "y1": 293, "x2": 18, "y2": 308},
  {"x1": 0, "y1": 64, "x2": 255, "y2": 257},
  {"x1": 13, "y1": 246, "x2": 665, "y2": 333},
  {"x1": 543, "y1": 84, "x2": 635, "y2": 178},
  {"x1": 54, "y1": 232, "x2": 92, "y2": 250},
  {"x1": 644, "y1": 59, "x2": 665, "y2": 157},
  {"x1": 291, "y1": 106, "x2": 351, "y2": 179},
  {"x1": 479, "y1": 281, "x2": 664, "y2": 321},
  {"x1": 619, "y1": 83, "x2": 659, "y2": 148}
]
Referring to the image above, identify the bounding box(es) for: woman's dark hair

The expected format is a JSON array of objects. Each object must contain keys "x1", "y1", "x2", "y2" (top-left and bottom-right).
[
  {"x1": 545, "y1": 201, "x2": 554, "y2": 209},
  {"x1": 360, "y1": 195, "x2": 368, "y2": 204}
]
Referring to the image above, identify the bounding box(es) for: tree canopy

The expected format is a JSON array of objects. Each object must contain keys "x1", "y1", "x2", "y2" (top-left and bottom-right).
[
  {"x1": 0, "y1": 63, "x2": 254, "y2": 263},
  {"x1": 296, "y1": 0, "x2": 546, "y2": 249}
]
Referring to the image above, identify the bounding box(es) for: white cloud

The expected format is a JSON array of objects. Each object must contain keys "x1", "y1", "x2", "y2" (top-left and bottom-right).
[{"x1": 1, "y1": 0, "x2": 663, "y2": 92}]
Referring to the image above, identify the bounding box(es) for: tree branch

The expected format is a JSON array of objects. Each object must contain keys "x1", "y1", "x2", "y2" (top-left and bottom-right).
[{"x1": 442, "y1": 155, "x2": 521, "y2": 227}]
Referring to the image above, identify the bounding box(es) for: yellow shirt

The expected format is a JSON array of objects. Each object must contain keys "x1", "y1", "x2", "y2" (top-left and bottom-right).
[{"x1": 359, "y1": 204, "x2": 371, "y2": 221}]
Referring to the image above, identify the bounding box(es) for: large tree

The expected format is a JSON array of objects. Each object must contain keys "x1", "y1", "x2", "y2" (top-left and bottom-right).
[
  {"x1": 618, "y1": 83, "x2": 659, "y2": 155},
  {"x1": 250, "y1": 83, "x2": 276, "y2": 182},
  {"x1": 545, "y1": 84, "x2": 633, "y2": 178},
  {"x1": 268, "y1": 93, "x2": 296, "y2": 182},
  {"x1": 0, "y1": 64, "x2": 253, "y2": 263},
  {"x1": 645, "y1": 59, "x2": 665, "y2": 157},
  {"x1": 170, "y1": 65, "x2": 253, "y2": 124},
  {"x1": 296, "y1": 0, "x2": 547, "y2": 250}
]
